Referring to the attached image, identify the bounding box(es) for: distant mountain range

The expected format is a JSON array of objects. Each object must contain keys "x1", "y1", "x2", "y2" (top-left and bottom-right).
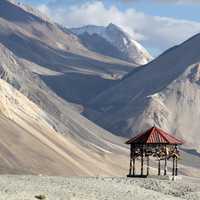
[
  {"x1": 71, "y1": 23, "x2": 152, "y2": 65},
  {"x1": 0, "y1": 0, "x2": 199, "y2": 176},
  {"x1": 85, "y1": 33, "x2": 200, "y2": 153}
]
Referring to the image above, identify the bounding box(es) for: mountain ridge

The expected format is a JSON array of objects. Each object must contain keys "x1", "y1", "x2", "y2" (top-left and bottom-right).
[
  {"x1": 0, "y1": 0, "x2": 130, "y2": 176},
  {"x1": 0, "y1": 0, "x2": 199, "y2": 176},
  {"x1": 71, "y1": 23, "x2": 152, "y2": 65},
  {"x1": 85, "y1": 31, "x2": 200, "y2": 152}
]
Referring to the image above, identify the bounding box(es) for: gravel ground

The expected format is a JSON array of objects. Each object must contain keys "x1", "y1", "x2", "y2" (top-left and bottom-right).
[{"x1": 0, "y1": 175, "x2": 199, "y2": 200}]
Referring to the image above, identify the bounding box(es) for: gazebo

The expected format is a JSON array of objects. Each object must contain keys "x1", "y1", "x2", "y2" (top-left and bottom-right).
[{"x1": 126, "y1": 126, "x2": 184, "y2": 178}]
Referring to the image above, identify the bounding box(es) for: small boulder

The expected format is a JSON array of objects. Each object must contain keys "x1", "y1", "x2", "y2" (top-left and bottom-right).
[{"x1": 35, "y1": 194, "x2": 47, "y2": 199}]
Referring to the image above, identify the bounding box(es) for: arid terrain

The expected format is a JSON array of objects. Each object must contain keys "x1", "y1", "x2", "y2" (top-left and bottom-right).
[
  {"x1": 0, "y1": 176, "x2": 199, "y2": 200},
  {"x1": 0, "y1": 0, "x2": 199, "y2": 180}
]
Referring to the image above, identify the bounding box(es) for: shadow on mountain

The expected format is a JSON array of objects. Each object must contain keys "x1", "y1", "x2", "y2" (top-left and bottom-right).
[
  {"x1": 0, "y1": 32, "x2": 131, "y2": 75},
  {"x1": 0, "y1": 0, "x2": 44, "y2": 23},
  {"x1": 0, "y1": 29, "x2": 131, "y2": 105},
  {"x1": 78, "y1": 32, "x2": 128, "y2": 62},
  {"x1": 180, "y1": 149, "x2": 200, "y2": 169},
  {"x1": 181, "y1": 148, "x2": 200, "y2": 158},
  {"x1": 41, "y1": 73, "x2": 118, "y2": 106}
]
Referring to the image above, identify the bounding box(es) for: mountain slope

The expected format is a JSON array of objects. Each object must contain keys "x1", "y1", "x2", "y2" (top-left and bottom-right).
[
  {"x1": 0, "y1": 0, "x2": 138, "y2": 107},
  {"x1": 0, "y1": 42, "x2": 126, "y2": 149},
  {"x1": 0, "y1": 0, "x2": 199, "y2": 176},
  {"x1": 85, "y1": 33, "x2": 200, "y2": 152},
  {"x1": 0, "y1": 77, "x2": 128, "y2": 176},
  {"x1": 0, "y1": 0, "x2": 130, "y2": 175},
  {"x1": 71, "y1": 23, "x2": 152, "y2": 65}
]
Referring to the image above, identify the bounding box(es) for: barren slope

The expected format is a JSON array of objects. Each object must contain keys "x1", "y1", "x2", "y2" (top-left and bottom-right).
[
  {"x1": 0, "y1": 77, "x2": 128, "y2": 176},
  {"x1": 86, "y1": 33, "x2": 200, "y2": 152},
  {"x1": 0, "y1": 0, "x2": 131, "y2": 176},
  {"x1": 0, "y1": 0, "x2": 136, "y2": 107},
  {"x1": 0, "y1": 0, "x2": 126, "y2": 149}
]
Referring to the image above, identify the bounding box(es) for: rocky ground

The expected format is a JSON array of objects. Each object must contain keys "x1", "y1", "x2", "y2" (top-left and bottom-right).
[{"x1": 0, "y1": 175, "x2": 199, "y2": 200}]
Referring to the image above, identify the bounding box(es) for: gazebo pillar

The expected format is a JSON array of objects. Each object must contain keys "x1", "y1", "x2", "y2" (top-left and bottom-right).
[
  {"x1": 132, "y1": 145, "x2": 136, "y2": 176},
  {"x1": 175, "y1": 145, "x2": 178, "y2": 176},
  {"x1": 164, "y1": 145, "x2": 167, "y2": 175},
  {"x1": 141, "y1": 146, "x2": 144, "y2": 176},
  {"x1": 158, "y1": 159, "x2": 161, "y2": 176},
  {"x1": 164, "y1": 158, "x2": 167, "y2": 175},
  {"x1": 172, "y1": 155, "x2": 175, "y2": 176},
  {"x1": 129, "y1": 158, "x2": 132, "y2": 176},
  {"x1": 129, "y1": 145, "x2": 133, "y2": 176},
  {"x1": 129, "y1": 144, "x2": 136, "y2": 176},
  {"x1": 146, "y1": 155, "x2": 150, "y2": 176},
  {"x1": 175, "y1": 156, "x2": 178, "y2": 176}
]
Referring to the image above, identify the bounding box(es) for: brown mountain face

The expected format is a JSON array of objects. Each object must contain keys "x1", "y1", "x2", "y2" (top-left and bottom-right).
[
  {"x1": 0, "y1": 0, "x2": 130, "y2": 176},
  {"x1": 85, "y1": 33, "x2": 200, "y2": 154},
  {"x1": 0, "y1": 0, "x2": 199, "y2": 177}
]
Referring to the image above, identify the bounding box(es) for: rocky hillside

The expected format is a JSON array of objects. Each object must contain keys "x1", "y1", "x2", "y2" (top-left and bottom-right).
[
  {"x1": 0, "y1": 0, "x2": 137, "y2": 107},
  {"x1": 0, "y1": 0, "x2": 199, "y2": 176},
  {"x1": 0, "y1": 77, "x2": 128, "y2": 175},
  {"x1": 0, "y1": 0, "x2": 130, "y2": 175},
  {"x1": 86, "y1": 33, "x2": 200, "y2": 152}
]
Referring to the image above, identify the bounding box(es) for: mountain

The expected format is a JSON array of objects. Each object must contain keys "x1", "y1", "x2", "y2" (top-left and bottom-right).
[
  {"x1": 0, "y1": 75, "x2": 128, "y2": 175},
  {"x1": 0, "y1": 0, "x2": 130, "y2": 175},
  {"x1": 85, "y1": 33, "x2": 200, "y2": 152},
  {"x1": 71, "y1": 23, "x2": 152, "y2": 65},
  {"x1": 0, "y1": 0, "x2": 199, "y2": 176},
  {"x1": 0, "y1": 0, "x2": 139, "y2": 108}
]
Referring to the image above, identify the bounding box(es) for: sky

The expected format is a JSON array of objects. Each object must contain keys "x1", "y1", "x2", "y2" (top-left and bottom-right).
[{"x1": 20, "y1": 0, "x2": 200, "y2": 57}]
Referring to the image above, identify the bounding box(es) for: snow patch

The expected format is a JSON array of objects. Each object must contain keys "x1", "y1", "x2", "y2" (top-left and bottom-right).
[{"x1": 71, "y1": 24, "x2": 152, "y2": 65}]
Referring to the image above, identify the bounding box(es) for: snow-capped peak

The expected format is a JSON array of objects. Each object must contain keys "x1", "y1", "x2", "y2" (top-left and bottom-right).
[
  {"x1": 106, "y1": 23, "x2": 123, "y2": 32},
  {"x1": 71, "y1": 23, "x2": 152, "y2": 65}
]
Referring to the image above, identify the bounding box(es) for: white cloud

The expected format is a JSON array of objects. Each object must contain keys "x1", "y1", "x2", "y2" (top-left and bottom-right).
[
  {"x1": 37, "y1": 4, "x2": 50, "y2": 16},
  {"x1": 153, "y1": 0, "x2": 200, "y2": 4},
  {"x1": 37, "y1": 1, "x2": 200, "y2": 55},
  {"x1": 122, "y1": 0, "x2": 200, "y2": 4}
]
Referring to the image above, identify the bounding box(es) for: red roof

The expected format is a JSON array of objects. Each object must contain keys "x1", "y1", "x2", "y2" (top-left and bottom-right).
[{"x1": 126, "y1": 126, "x2": 184, "y2": 145}]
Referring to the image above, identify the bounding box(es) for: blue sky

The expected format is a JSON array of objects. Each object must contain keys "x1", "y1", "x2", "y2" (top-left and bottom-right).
[
  {"x1": 20, "y1": 0, "x2": 200, "y2": 56},
  {"x1": 22, "y1": 0, "x2": 200, "y2": 21}
]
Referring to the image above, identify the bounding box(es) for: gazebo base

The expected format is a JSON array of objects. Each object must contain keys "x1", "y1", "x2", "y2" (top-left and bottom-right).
[
  {"x1": 127, "y1": 175, "x2": 182, "y2": 180},
  {"x1": 127, "y1": 174, "x2": 148, "y2": 178}
]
